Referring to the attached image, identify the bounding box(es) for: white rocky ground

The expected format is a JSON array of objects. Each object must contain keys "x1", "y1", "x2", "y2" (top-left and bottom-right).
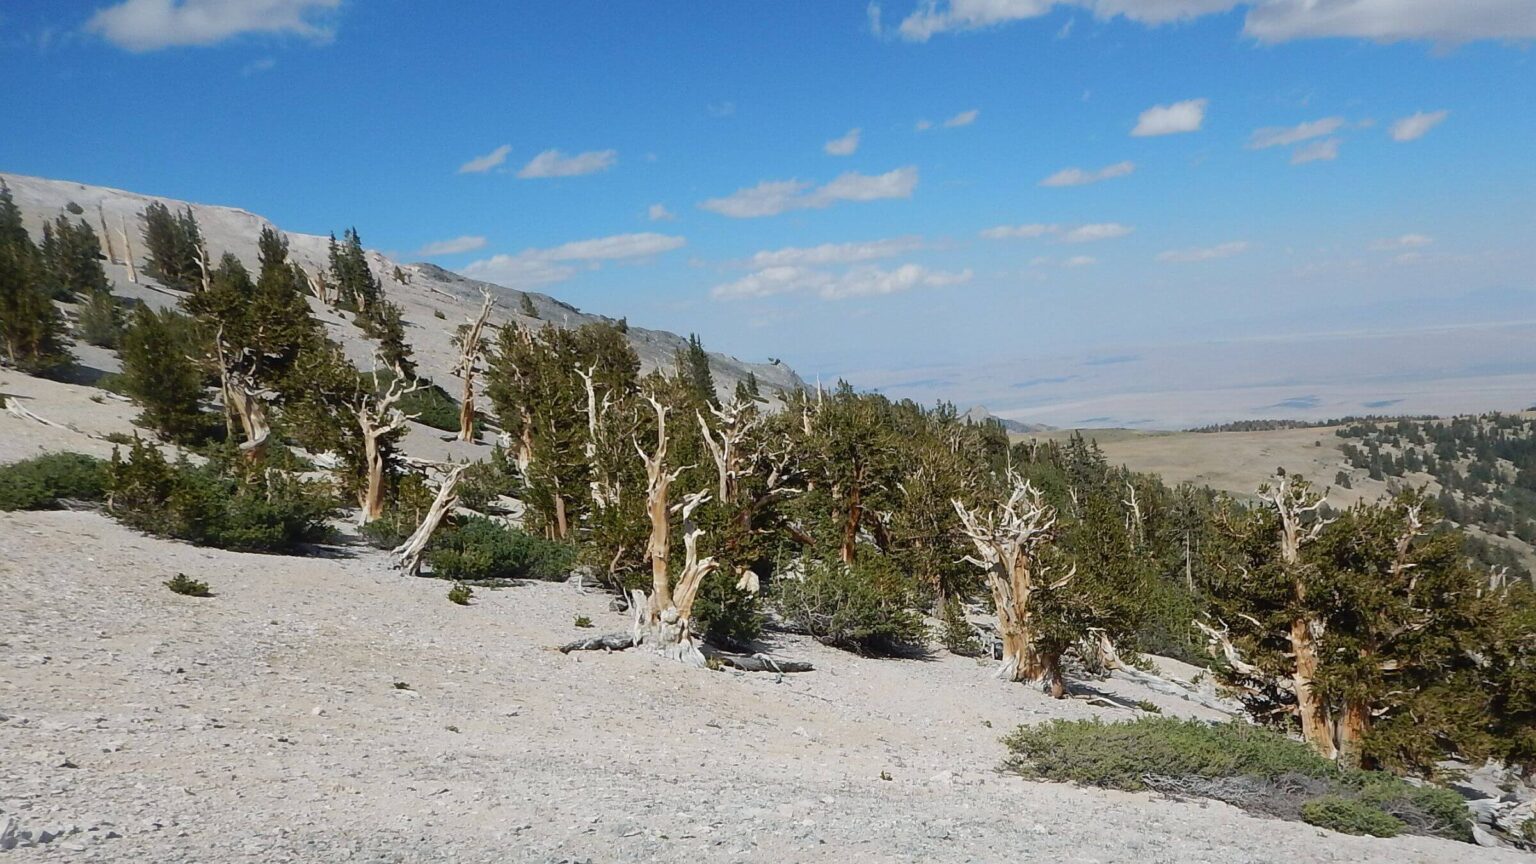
[{"x1": 0, "y1": 509, "x2": 1524, "y2": 862}]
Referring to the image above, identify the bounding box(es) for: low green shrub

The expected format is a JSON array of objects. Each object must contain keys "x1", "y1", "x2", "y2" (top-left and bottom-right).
[
  {"x1": 0, "y1": 452, "x2": 107, "y2": 510},
  {"x1": 690, "y1": 567, "x2": 764, "y2": 644},
  {"x1": 939, "y1": 597, "x2": 985, "y2": 657},
  {"x1": 164, "y1": 573, "x2": 211, "y2": 597},
  {"x1": 426, "y1": 516, "x2": 574, "y2": 581},
  {"x1": 447, "y1": 582, "x2": 473, "y2": 605},
  {"x1": 574, "y1": 615, "x2": 593, "y2": 628},
  {"x1": 774, "y1": 555, "x2": 929, "y2": 655},
  {"x1": 368, "y1": 371, "x2": 464, "y2": 434},
  {"x1": 105, "y1": 439, "x2": 336, "y2": 554},
  {"x1": 1001, "y1": 717, "x2": 1472, "y2": 843},
  {"x1": 1301, "y1": 796, "x2": 1403, "y2": 837}
]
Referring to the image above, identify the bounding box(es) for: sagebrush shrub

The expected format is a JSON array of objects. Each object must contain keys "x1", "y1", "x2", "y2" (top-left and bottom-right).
[
  {"x1": 1300, "y1": 796, "x2": 1403, "y2": 837},
  {"x1": 426, "y1": 516, "x2": 574, "y2": 581},
  {"x1": 0, "y1": 452, "x2": 107, "y2": 510},
  {"x1": 447, "y1": 582, "x2": 473, "y2": 605},
  {"x1": 164, "y1": 573, "x2": 211, "y2": 597}
]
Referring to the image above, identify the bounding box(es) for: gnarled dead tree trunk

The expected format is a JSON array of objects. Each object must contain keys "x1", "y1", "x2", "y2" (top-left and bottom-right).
[
  {"x1": 1259, "y1": 474, "x2": 1336, "y2": 759},
  {"x1": 211, "y1": 327, "x2": 271, "y2": 460},
  {"x1": 453, "y1": 288, "x2": 494, "y2": 442},
  {"x1": 392, "y1": 462, "x2": 469, "y2": 577},
  {"x1": 955, "y1": 477, "x2": 1074, "y2": 696},
  {"x1": 119, "y1": 214, "x2": 138, "y2": 283},
  {"x1": 356, "y1": 366, "x2": 425, "y2": 522},
  {"x1": 697, "y1": 396, "x2": 759, "y2": 504}
]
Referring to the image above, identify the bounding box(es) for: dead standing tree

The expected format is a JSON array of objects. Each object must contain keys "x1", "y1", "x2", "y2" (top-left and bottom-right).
[
  {"x1": 356, "y1": 365, "x2": 426, "y2": 522},
  {"x1": 954, "y1": 476, "x2": 1075, "y2": 696},
  {"x1": 453, "y1": 287, "x2": 495, "y2": 442},
  {"x1": 1261, "y1": 473, "x2": 1337, "y2": 759}
]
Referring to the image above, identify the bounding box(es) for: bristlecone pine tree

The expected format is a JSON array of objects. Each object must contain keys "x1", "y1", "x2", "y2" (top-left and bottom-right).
[
  {"x1": 0, "y1": 185, "x2": 71, "y2": 373},
  {"x1": 140, "y1": 202, "x2": 204, "y2": 291}
]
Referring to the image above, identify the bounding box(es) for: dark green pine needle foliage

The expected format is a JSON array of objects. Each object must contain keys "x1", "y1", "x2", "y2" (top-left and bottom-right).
[
  {"x1": 0, "y1": 184, "x2": 71, "y2": 374},
  {"x1": 118, "y1": 305, "x2": 212, "y2": 443},
  {"x1": 140, "y1": 202, "x2": 204, "y2": 291}
]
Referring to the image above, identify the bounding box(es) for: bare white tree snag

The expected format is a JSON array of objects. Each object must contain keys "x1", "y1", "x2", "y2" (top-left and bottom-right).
[
  {"x1": 119, "y1": 214, "x2": 138, "y2": 284},
  {"x1": 1090, "y1": 630, "x2": 1239, "y2": 715},
  {"x1": 98, "y1": 204, "x2": 119, "y2": 264},
  {"x1": 1258, "y1": 473, "x2": 1336, "y2": 759},
  {"x1": 211, "y1": 327, "x2": 271, "y2": 460},
  {"x1": 191, "y1": 241, "x2": 211, "y2": 294},
  {"x1": 356, "y1": 364, "x2": 425, "y2": 522},
  {"x1": 301, "y1": 268, "x2": 331, "y2": 304},
  {"x1": 575, "y1": 364, "x2": 621, "y2": 510},
  {"x1": 954, "y1": 477, "x2": 1073, "y2": 696},
  {"x1": 453, "y1": 287, "x2": 494, "y2": 442},
  {"x1": 1123, "y1": 480, "x2": 1143, "y2": 544},
  {"x1": 697, "y1": 396, "x2": 759, "y2": 504},
  {"x1": 391, "y1": 462, "x2": 469, "y2": 577}
]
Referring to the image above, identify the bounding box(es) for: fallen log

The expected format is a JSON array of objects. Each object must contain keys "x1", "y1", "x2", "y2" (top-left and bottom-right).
[
  {"x1": 558, "y1": 632, "x2": 812, "y2": 672},
  {"x1": 559, "y1": 632, "x2": 635, "y2": 653}
]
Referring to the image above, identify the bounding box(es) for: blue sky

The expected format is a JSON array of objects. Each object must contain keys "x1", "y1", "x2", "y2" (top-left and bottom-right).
[{"x1": 3, "y1": 1, "x2": 1534, "y2": 422}]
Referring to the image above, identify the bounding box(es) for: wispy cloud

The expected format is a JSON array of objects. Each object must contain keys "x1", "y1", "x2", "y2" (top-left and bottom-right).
[
  {"x1": 1371, "y1": 234, "x2": 1433, "y2": 250},
  {"x1": 647, "y1": 203, "x2": 676, "y2": 222},
  {"x1": 1290, "y1": 138, "x2": 1339, "y2": 164},
  {"x1": 417, "y1": 235, "x2": 487, "y2": 257},
  {"x1": 1248, "y1": 116, "x2": 1345, "y2": 149},
  {"x1": 742, "y1": 237, "x2": 923, "y2": 268},
  {"x1": 699, "y1": 167, "x2": 918, "y2": 218},
  {"x1": 458, "y1": 144, "x2": 511, "y2": 175},
  {"x1": 980, "y1": 223, "x2": 1056, "y2": 240},
  {"x1": 1059, "y1": 222, "x2": 1134, "y2": 243},
  {"x1": 713, "y1": 263, "x2": 970, "y2": 301},
  {"x1": 981, "y1": 222, "x2": 1133, "y2": 243},
  {"x1": 944, "y1": 108, "x2": 980, "y2": 127},
  {"x1": 1039, "y1": 161, "x2": 1135, "y2": 187},
  {"x1": 87, "y1": 0, "x2": 342, "y2": 52},
  {"x1": 825, "y1": 128, "x2": 862, "y2": 156},
  {"x1": 1062, "y1": 255, "x2": 1097, "y2": 267},
  {"x1": 240, "y1": 56, "x2": 276, "y2": 76},
  {"x1": 1132, "y1": 98, "x2": 1208, "y2": 136},
  {"x1": 1390, "y1": 110, "x2": 1448, "y2": 142},
  {"x1": 462, "y1": 233, "x2": 685, "y2": 289},
  {"x1": 1157, "y1": 240, "x2": 1250, "y2": 262},
  {"x1": 707, "y1": 100, "x2": 736, "y2": 118},
  {"x1": 517, "y1": 148, "x2": 617, "y2": 179}
]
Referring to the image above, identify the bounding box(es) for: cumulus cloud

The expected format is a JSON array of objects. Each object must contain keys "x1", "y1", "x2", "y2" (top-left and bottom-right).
[
  {"x1": 742, "y1": 237, "x2": 923, "y2": 268},
  {"x1": 647, "y1": 204, "x2": 676, "y2": 222},
  {"x1": 980, "y1": 223, "x2": 1056, "y2": 239},
  {"x1": 1156, "y1": 240, "x2": 1250, "y2": 262},
  {"x1": 1039, "y1": 161, "x2": 1135, "y2": 187},
  {"x1": 416, "y1": 235, "x2": 487, "y2": 257},
  {"x1": 1248, "y1": 116, "x2": 1345, "y2": 149},
  {"x1": 1372, "y1": 234, "x2": 1433, "y2": 250},
  {"x1": 1132, "y1": 98, "x2": 1208, "y2": 136},
  {"x1": 699, "y1": 167, "x2": 919, "y2": 218},
  {"x1": 944, "y1": 108, "x2": 981, "y2": 127},
  {"x1": 517, "y1": 149, "x2": 618, "y2": 179},
  {"x1": 86, "y1": 0, "x2": 341, "y2": 52},
  {"x1": 1290, "y1": 138, "x2": 1340, "y2": 164},
  {"x1": 713, "y1": 262, "x2": 970, "y2": 301},
  {"x1": 458, "y1": 144, "x2": 512, "y2": 175},
  {"x1": 890, "y1": 1, "x2": 1534, "y2": 45},
  {"x1": 1390, "y1": 109, "x2": 1448, "y2": 142},
  {"x1": 462, "y1": 233, "x2": 684, "y2": 289},
  {"x1": 825, "y1": 128, "x2": 862, "y2": 156}
]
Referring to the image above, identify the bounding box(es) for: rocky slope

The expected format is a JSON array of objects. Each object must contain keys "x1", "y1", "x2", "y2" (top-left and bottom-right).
[{"x1": 1, "y1": 172, "x2": 803, "y2": 403}]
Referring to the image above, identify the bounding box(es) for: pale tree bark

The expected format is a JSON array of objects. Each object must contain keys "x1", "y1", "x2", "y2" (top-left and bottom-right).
[
  {"x1": 211, "y1": 327, "x2": 270, "y2": 460},
  {"x1": 955, "y1": 476, "x2": 1074, "y2": 697},
  {"x1": 119, "y1": 215, "x2": 138, "y2": 284},
  {"x1": 98, "y1": 204, "x2": 118, "y2": 264},
  {"x1": 1258, "y1": 473, "x2": 1336, "y2": 759},
  {"x1": 576, "y1": 364, "x2": 620, "y2": 509},
  {"x1": 301, "y1": 269, "x2": 332, "y2": 305},
  {"x1": 697, "y1": 395, "x2": 759, "y2": 504},
  {"x1": 392, "y1": 462, "x2": 469, "y2": 577},
  {"x1": 453, "y1": 287, "x2": 494, "y2": 442},
  {"x1": 355, "y1": 364, "x2": 425, "y2": 522}
]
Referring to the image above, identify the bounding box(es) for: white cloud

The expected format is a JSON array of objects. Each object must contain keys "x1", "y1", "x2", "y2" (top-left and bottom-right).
[
  {"x1": 417, "y1": 235, "x2": 487, "y2": 257},
  {"x1": 86, "y1": 0, "x2": 341, "y2": 52},
  {"x1": 1372, "y1": 234, "x2": 1433, "y2": 250},
  {"x1": 1243, "y1": 0, "x2": 1536, "y2": 44},
  {"x1": 462, "y1": 233, "x2": 685, "y2": 289},
  {"x1": 1291, "y1": 138, "x2": 1340, "y2": 164},
  {"x1": 1062, "y1": 255, "x2": 1097, "y2": 267},
  {"x1": 1132, "y1": 98, "x2": 1208, "y2": 136},
  {"x1": 517, "y1": 149, "x2": 617, "y2": 179},
  {"x1": 1390, "y1": 109, "x2": 1448, "y2": 142},
  {"x1": 743, "y1": 237, "x2": 923, "y2": 268},
  {"x1": 240, "y1": 56, "x2": 276, "y2": 76},
  {"x1": 944, "y1": 108, "x2": 981, "y2": 127},
  {"x1": 1059, "y1": 222, "x2": 1134, "y2": 243},
  {"x1": 890, "y1": 1, "x2": 1535, "y2": 45},
  {"x1": 699, "y1": 166, "x2": 918, "y2": 218},
  {"x1": 1039, "y1": 161, "x2": 1135, "y2": 187},
  {"x1": 712, "y1": 262, "x2": 970, "y2": 301},
  {"x1": 458, "y1": 144, "x2": 511, "y2": 175},
  {"x1": 981, "y1": 222, "x2": 1132, "y2": 243},
  {"x1": 915, "y1": 118, "x2": 934, "y2": 131},
  {"x1": 647, "y1": 203, "x2": 676, "y2": 222},
  {"x1": 981, "y1": 223, "x2": 1056, "y2": 239},
  {"x1": 825, "y1": 128, "x2": 862, "y2": 156},
  {"x1": 1248, "y1": 116, "x2": 1345, "y2": 149},
  {"x1": 1157, "y1": 240, "x2": 1250, "y2": 262}
]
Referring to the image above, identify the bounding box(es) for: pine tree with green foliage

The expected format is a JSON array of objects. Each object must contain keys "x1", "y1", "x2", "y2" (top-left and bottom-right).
[
  {"x1": 75, "y1": 287, "x2": 125, "y2": 349},
  {"x1": 40, "y1": 214, "x2": 108, "y2": 301},
  {"x1": 119, "y1": 305, "x2": 209, "y2": 441},
  {"x1": 140, "y1": 202, "x2": 203, "y2": 291},
  {"x1": 519, "y1": 293, "x2": 538, "y2": 318},
  {"x1": 677, "y1": 333, "x2": 715, "y2": 405},
  {"x1": 0, "y1": 185, "x2": 71, "y2": 373}
]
